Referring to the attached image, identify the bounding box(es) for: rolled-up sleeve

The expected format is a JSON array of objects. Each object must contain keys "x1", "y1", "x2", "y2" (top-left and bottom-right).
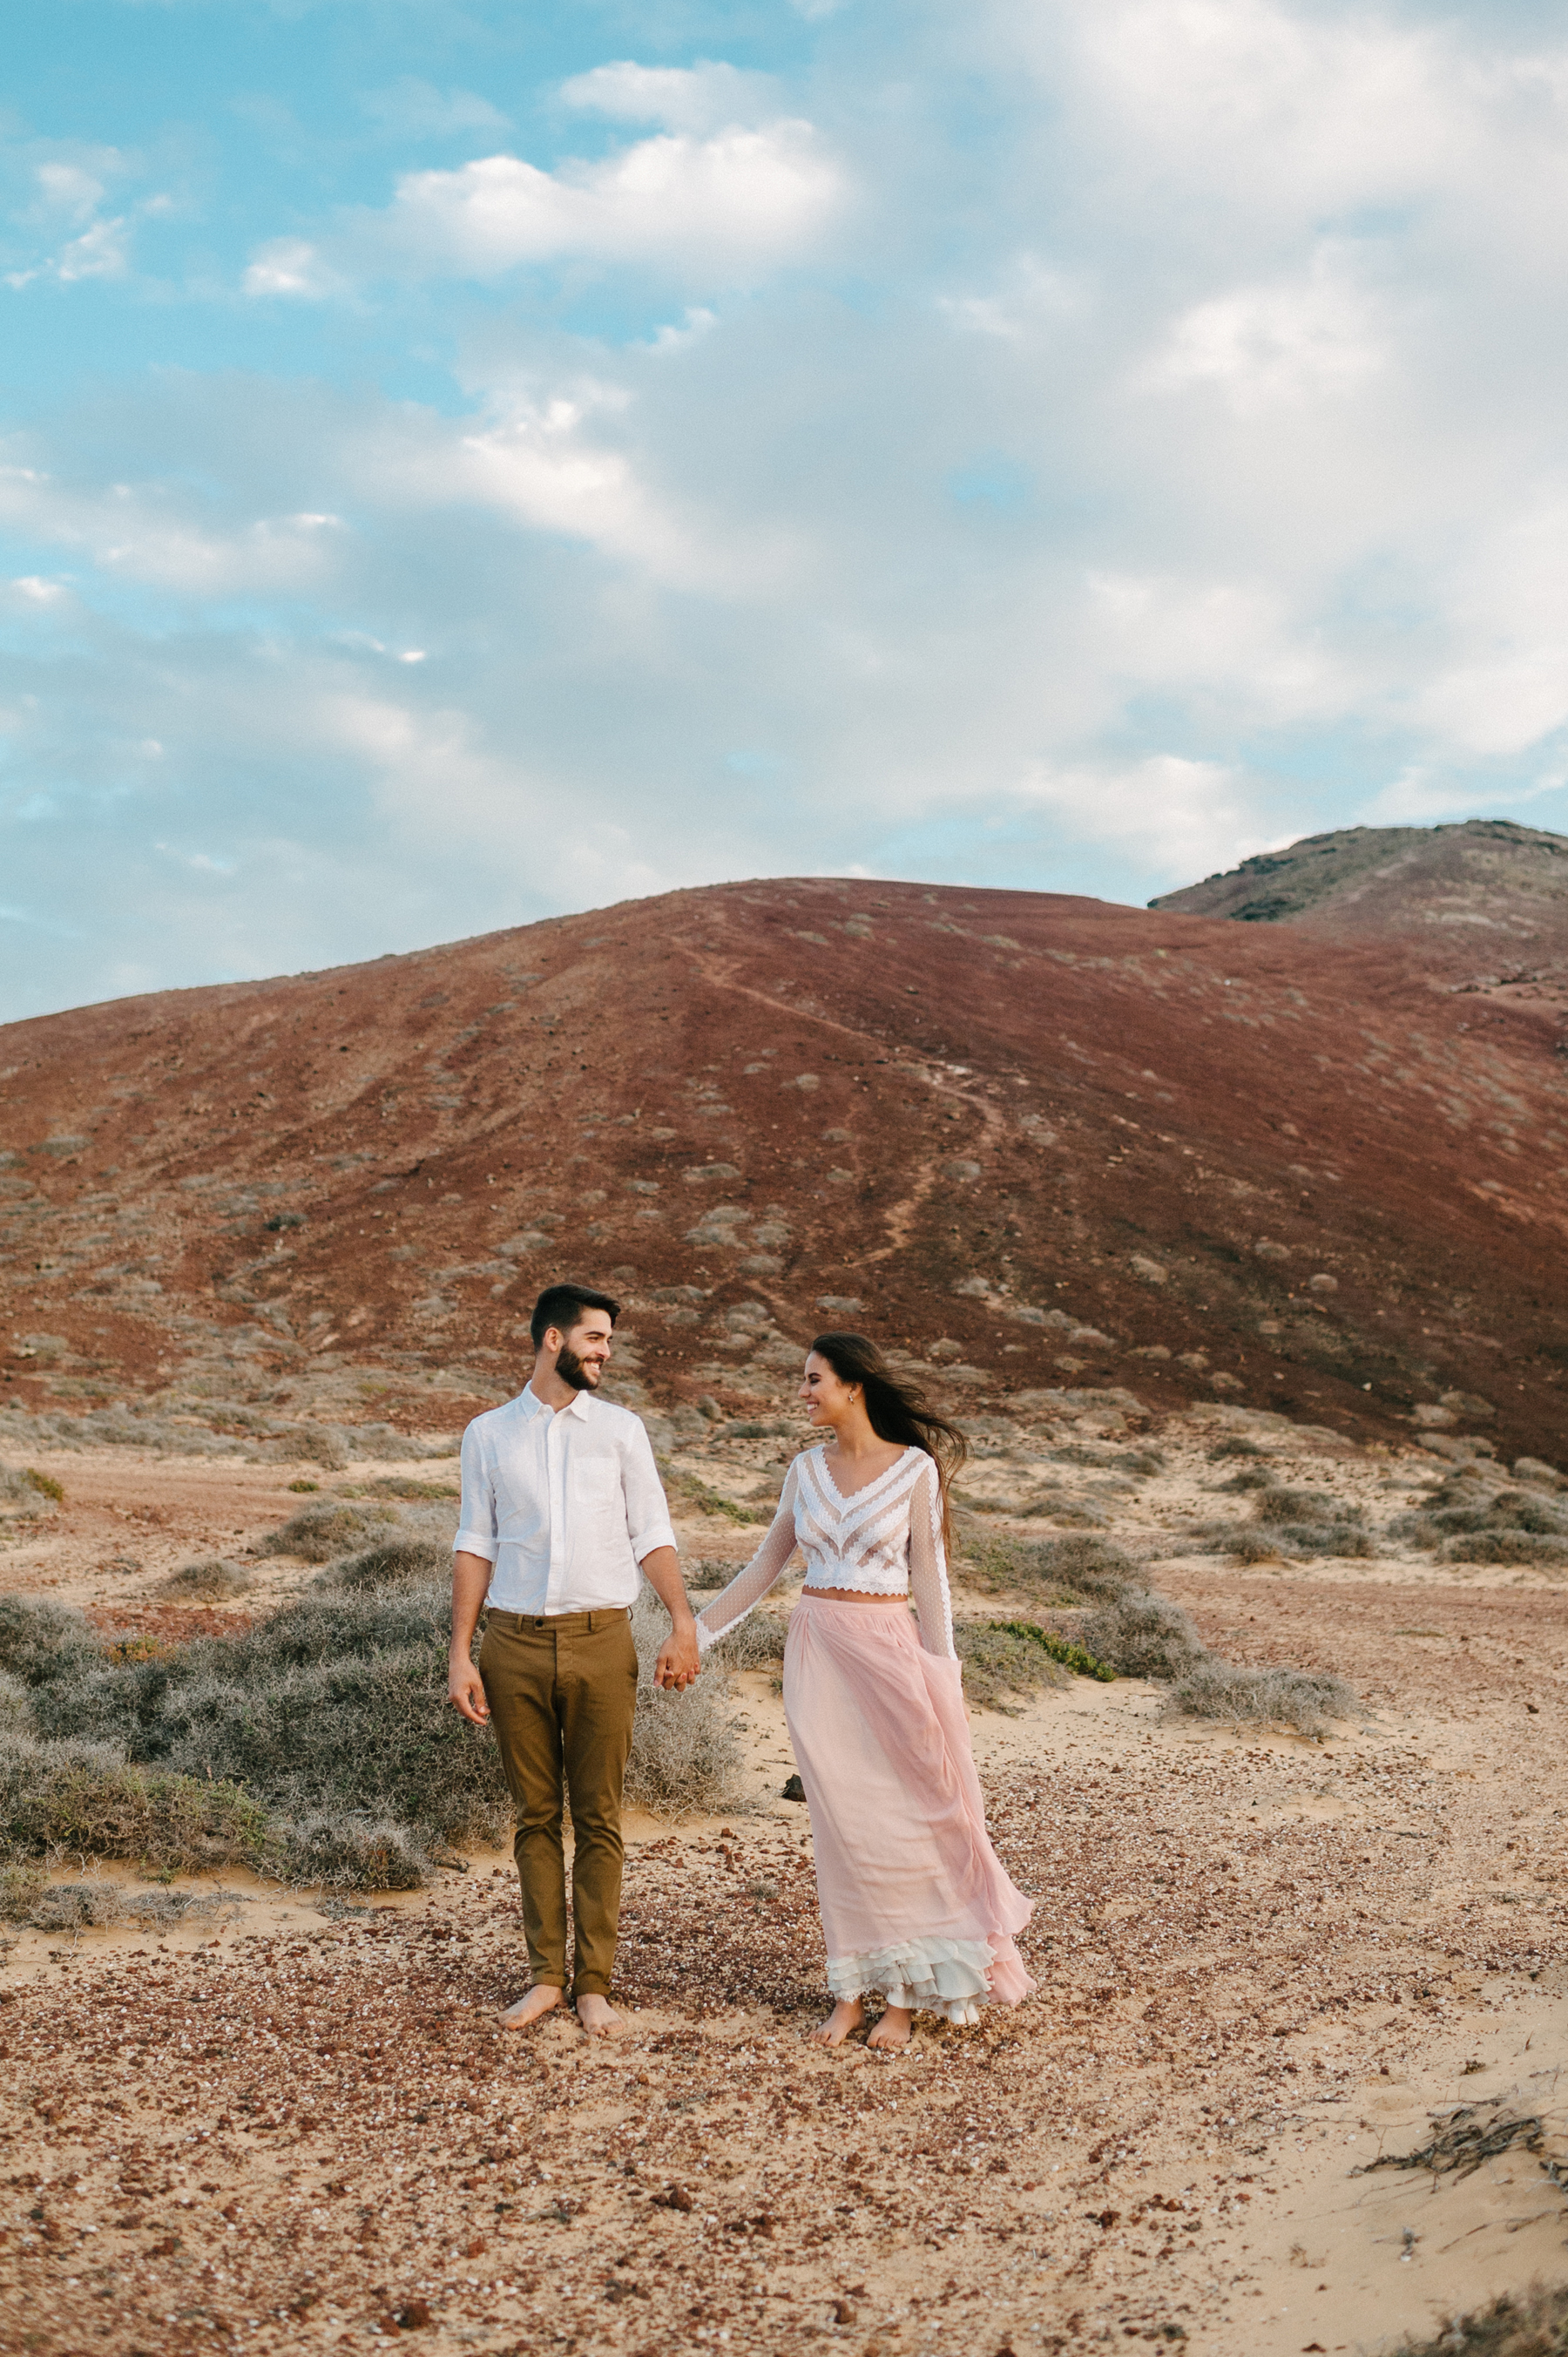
[
  {"x1": 620, "y1": 1419, "x2": 678, "y2": 1562},
  {"x1": 454, "y1": 1423, "x2": 499, "y2": 1561}
]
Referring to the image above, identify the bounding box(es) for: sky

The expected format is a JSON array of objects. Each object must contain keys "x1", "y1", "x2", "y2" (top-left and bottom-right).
[{"x1": 4, "y1": 0, "x2": 1568, "y2": 1019}]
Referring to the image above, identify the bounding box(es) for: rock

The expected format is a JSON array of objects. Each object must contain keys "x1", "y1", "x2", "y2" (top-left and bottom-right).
[
  {"x1": 1131, "y1": 1256, "x2": 1169, "y2": 1284},
  {"x1": 1413, "y1": 1404, "x2": 1457, "y2": 1427}
]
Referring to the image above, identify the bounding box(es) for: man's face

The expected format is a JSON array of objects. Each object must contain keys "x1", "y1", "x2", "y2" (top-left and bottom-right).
[{"x1": 552, "y1": 1314, "x2": 614, "y2": 1392}]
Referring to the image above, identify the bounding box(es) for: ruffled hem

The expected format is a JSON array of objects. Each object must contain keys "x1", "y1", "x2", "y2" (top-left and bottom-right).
[{"x1": 827, "y1": 1934, "x2": 998, "y2": 2027}]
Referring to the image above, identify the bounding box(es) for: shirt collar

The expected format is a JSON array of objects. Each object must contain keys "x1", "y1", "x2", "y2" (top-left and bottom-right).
[{"x1": 520, "y1": 1380, "x2": 591, "y2": 1421}]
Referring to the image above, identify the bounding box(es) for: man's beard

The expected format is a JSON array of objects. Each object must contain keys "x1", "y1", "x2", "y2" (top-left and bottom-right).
[{"x1": 556, "y1": 1344, "x2": 601, "y2": 1392}]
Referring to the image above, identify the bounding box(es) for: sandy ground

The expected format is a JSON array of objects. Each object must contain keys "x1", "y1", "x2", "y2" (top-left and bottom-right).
[{"x1": 2, "y1": 1419, "x2": 1566, "y2": 2356}]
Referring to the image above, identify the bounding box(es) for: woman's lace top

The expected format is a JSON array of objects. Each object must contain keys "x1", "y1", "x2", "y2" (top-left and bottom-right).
[{"x1": 693, "y1": 1445, "x2": 956, "y2": 1661}]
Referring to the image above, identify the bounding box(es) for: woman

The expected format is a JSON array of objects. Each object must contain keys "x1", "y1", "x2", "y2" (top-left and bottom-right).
[{"x1": 694, "y1": 1332, "x2": 1035, "y2": 2047}]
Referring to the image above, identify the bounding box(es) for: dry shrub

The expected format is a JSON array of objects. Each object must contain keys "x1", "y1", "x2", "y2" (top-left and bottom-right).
[
  {"x1": 312, "y1": 1538, "x2": 451, "y2": 1594},
  {"x1": 1080, "y1": 1592, "x2": 1206, "y2": 1681},
  {"x1": 1, "y1": 1465, "x2": 63, "y2": 1506},
  {"x1": 0, "y1": 1860, "x2": 44, "y2": 1920},
  {"x1": 259, "y1": 1501, "x2": 398, "y2": 1561},
  {"x1": 278, "y1": 1814, "x2": 427, "y2": 1891},
  {"x1": 955, "y1": 1622, "x2": 1072, "y2": 1713},
  {"x1": 2, "y1": 1581, "x2": 512, "y2": 1884},
  {"x1": 624, "y1": 1591, "x2": 748, "y2": 1816},
  {"x1": 1215, "y1": 1466, "x2": 1276, "y2": 1494},
  {"x1": 1443, "y1": 1531, "x2": 1568, "y2": 1568},
  {"x1": 1171, "y1": 1659, "x2": 1355, "y2": 1739},
  {"x1": 1207, "y1": 1437, "x2": 1265, "y2": 1461},
  {"x1": 1391, "y1": 2281, "x2": 1568, "y2": 2356},
  {"x1": 707, "y1": 1609, "x2": 790, "y2": 1671},
  {"x1": 0, "y1": 1737, "x2": 269, "y2": 1871},
  {"x1": 1255, "y1": 1487, "x2": 1364, "y2": 1528},
  {"x1": 0, "y1": 1595, "x2": 102, "y2": 1688},
  {"x1": 686, "y1": 1557, "x2": 747, "y2": 1593},
  {"x1": 959, "y1": 1532, "x2": 1139, "y2": 1603},
  {"x1": 158, "y1": 1559, "x2": 253, "y2": 1602}
]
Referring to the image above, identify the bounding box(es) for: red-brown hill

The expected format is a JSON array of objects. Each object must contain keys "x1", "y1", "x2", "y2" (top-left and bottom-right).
[
  {"x1": 1, "y1": 877, "x2": 1564, "y2": 1463},
  {"x1": 1152, "y1": 817, "x2": 1568, "y2": 1018}
]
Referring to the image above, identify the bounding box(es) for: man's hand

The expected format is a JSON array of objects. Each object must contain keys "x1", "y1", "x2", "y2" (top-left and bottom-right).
[
  {"x1": 449, "y1": 1548, "x2": 493, "y2": 1724},
  {"x1": 655, "y1": 1616, "x2": 701, "y2": 1692},
  {"x1": 449, "y1": 1650, "x2": 490, "y2": 1725},
  {"x1": 639, "y1": 1545, "x2": 701, "y2": 1691}
]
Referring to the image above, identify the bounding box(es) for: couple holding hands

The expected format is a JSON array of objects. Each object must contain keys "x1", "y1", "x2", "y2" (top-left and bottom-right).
[{"x1": 449, "y1": 1283, "x2": 1033, "y2": 2045}]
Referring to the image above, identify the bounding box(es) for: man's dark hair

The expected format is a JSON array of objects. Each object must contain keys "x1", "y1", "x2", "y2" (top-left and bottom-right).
[{"x1": 531, "y1": 1283, "x2": 621, "y2": 1349}]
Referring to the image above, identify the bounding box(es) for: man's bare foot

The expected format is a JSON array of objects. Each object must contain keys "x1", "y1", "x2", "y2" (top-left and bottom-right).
[
  {"x1": 810, "y1": 1999, "x2": 864, "y2": 2047},
  {"x1": 576, "y1": 1993, "x2": 621, "y2": 2039},
  {"x1": 500, "y1": 1985, "x2": 563, "y2": 2029},
  {"x1": 867, "y1": 2005, "x2": 914, "y2": 2050}
]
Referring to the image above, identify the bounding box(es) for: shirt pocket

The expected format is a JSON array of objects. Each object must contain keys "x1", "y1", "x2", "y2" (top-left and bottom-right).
[{"x1": 578, "y1": 1460, "x2": 627, "y2": 1527}]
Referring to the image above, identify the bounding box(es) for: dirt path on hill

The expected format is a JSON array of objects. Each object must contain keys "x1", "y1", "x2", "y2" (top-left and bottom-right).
[{"x1": 3, "y1": 1438, "x2": 1567, "y2": 2356}]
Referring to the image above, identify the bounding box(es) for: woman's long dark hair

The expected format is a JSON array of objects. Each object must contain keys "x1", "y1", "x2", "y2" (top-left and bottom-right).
[{"x1": 809, "y1": 1331, "x2": 969, "y2": 1550}]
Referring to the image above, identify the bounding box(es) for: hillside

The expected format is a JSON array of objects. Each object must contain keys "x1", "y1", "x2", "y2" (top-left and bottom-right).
[
  {"x1": 0, "y1": 876, "x2": 1565, "y2": 1465},
  {"x1": 1150, "y1": 818, "x2": 1568, "y2": 1016}
]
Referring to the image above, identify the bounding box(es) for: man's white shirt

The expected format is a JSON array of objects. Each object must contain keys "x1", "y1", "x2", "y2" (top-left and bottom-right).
[{"x1": 454, "y1": 1383, "x2": 678, "y2": 1615}]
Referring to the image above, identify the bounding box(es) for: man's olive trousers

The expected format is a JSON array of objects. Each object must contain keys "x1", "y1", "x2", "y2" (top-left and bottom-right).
[{"x1": 478, "y1": 1607, "x2": 639, "y2": 2000}]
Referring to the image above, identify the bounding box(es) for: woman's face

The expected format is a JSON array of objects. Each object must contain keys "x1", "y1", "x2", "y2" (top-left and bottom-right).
[{"x1": 800, "y1": 1351, "x2": 856, "y2": 1426}]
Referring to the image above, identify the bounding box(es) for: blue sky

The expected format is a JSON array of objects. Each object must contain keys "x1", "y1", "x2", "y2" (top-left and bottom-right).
[{"x1": 5, "y1": 0, "x2": 1568, "y2": 1019}]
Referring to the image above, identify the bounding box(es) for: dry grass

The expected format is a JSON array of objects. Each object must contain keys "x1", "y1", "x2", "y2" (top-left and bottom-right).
[{"x1": 1391, "y1": 2283, "x2": 1568, "y2": 2355}]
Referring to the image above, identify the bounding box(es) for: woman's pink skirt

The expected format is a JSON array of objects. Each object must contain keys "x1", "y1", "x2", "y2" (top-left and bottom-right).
[{"x1": 782, "y1": 1594, "x2": 1035, "y2": 2023}]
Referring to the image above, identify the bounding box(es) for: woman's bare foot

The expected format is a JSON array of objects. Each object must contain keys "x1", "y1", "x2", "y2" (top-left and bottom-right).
[
  {"x1": 811, "y1": 1999, "x2": 864, "y2": 2047},
  {"x1": 867, "y1": 2005, "x2": 914, "y2": 2049},
  {"x1": 576, "y1": 1993, "x2": 621, "y2": 2039},
  {"x1": 500, "y1": 1985, "x2": 563, "y2": 2029}
]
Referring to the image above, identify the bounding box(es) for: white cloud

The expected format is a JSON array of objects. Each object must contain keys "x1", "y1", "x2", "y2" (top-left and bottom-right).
[
  {"x1": 242, "y1": 237, "x2": 341, "y2": 299},
  {"x1": 1143, "y1": 247, "x2": 1386, "y2": 413},
  {"x1": 1016, "y1": 753, "x2": 1274, "y2": 884},
  {"x1": 558, "y1": 61, "x2": 779, "y2": 133},
  {"x1": 0, "y1": 466, "x2": 345, "y2": 595},
  {"x1": 34, "y1": 162, "x2": 106, "y2": 222},
  {"x1": 376, "y1": 121, "x2": 842, "y2": 281}
]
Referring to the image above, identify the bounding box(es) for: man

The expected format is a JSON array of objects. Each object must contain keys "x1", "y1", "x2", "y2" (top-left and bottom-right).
[{"x1": 449, "y1": 1281, "x2": 700, "y2": 2037}]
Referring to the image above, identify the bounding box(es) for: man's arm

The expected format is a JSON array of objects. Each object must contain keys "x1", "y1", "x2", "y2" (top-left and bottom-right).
[
  {"x1": 640, "y1": 1545, "x2": 700, "y2": 1690},
  {"x1": 449, "y1": 1550, "x2": 493, "y2": 1724}
]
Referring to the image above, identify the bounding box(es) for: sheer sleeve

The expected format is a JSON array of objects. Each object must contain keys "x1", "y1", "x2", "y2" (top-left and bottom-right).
[
  {"x1": 908, "y1": 1457, "x2": 957, "y2": 1661},
  {"x1": 693, "y1": 1460, "x2": 803, "y2": 1656}
]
